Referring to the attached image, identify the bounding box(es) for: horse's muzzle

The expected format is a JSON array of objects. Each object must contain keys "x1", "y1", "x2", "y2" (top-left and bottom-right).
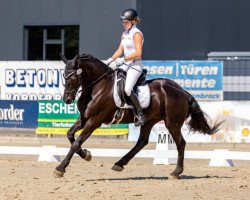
[
  {"x1": 65, "y1": 98, "x2": 73, "y2": 104},
  {"x1": 63, "y1": 95, "x2": 74, "y2": 104}
]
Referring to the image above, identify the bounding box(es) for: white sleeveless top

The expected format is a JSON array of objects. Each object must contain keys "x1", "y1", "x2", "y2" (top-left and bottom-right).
[{"x1": 121, "y1": 25, "x2": 144, "y2": 58}]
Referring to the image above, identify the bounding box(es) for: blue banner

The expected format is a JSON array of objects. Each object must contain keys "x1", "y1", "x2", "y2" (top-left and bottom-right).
[
  {"x1": 0, "y1": 100, "x2": 38, "y2": 128},
  {"x1": 143, "y1": 60, "x2": 223, "y2": 100}
]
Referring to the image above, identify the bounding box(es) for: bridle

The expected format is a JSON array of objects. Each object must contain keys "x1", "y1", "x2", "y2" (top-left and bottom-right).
[{"x1": 63, "y1": 69, "x2": 82, "y2": 97}]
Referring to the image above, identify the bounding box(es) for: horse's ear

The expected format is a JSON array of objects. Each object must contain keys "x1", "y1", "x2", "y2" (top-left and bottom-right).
[
  {"x1": 60, "y1": 53, "x2": 68, "y2": 64},
  {"x1": 73, "y1": 55, "x2": 80, "y2": 69}
]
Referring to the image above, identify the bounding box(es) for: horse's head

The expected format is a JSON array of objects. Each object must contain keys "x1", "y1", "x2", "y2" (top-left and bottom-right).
[
  {"x1": 61, "y1": 54, "x2": 82, "y2": 104},
  {"x1": 61, "y1": 53, "x2": 113, "y2": 104}
]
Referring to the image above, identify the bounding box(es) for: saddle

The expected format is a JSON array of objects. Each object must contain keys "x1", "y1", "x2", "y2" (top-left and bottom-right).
[
  {"x1": 116, "y1": 68, "x2": 148, "y2": 107},
  {"x1": 108, "y1": 68, "x2": 150, "y2": 125}
]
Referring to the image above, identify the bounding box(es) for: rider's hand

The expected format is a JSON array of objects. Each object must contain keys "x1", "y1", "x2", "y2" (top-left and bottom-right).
[
  {"x1": 104, "y1": 57, "x2": 113, "y2": 65},
  {"x1": 109, "y1": 61, "x2": 117, "y2": 70},
  {"x1": 115, "y1": 57, "x2": 125, "y2": 67}
]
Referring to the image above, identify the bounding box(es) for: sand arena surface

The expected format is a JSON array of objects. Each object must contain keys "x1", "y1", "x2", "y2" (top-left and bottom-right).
[{"x1": 0, "y1": 136, "x2": 250, "y2": 200}]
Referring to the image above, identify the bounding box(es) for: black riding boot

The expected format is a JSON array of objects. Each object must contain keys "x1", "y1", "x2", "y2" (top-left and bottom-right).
[{"x1": 128, "y1": 91, "x2": 146, "y2": 126}]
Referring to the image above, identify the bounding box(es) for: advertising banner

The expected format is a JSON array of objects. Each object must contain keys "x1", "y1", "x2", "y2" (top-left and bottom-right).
[
  {"x1": 240, "y1": 126, "x2": 250, "y2": 142},
  {"x1": 36, "y1": 100, "x2": 128, "y2": 135},
  {"x1": 128, "y1": 121, "x2": 212, "y2": 143},
  {"x1": 143, "y1": 60, "x2": 223, "y2": 100},
  {"x1": 0, "y1": 61, "x2": 65, "y2": 100},
  {"x1": 0, "y1": 60, "x2": 223, "y2": 101},
  {"x1": 129, "y1": 101, "x2": 250, "y2": 143},
  {"x1": 0, "y1": 100, "x2": 38, "y2": 128}
]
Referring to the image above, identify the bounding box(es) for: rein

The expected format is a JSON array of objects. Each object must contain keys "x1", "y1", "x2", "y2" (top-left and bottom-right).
[
  {"x1": 82, "y1": 67, "x2": 114, "y2": 90},
  {"x1": 77, "y1": 57, "x2": 115, "y2": 92},
  {"x1": 64, "y1": 63, "x2": 114, "y2": 94}
]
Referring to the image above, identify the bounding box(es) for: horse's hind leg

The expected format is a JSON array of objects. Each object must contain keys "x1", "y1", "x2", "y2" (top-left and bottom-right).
[
  {"x1": 166, "y1": 124, "x2": 186, "y2": 179},
  {"x1": 112, "y1": 122, "x2": 156, "y2": 171},
  {"x1": 67, "y1": 117, "x2": 91, "y2": 161}
]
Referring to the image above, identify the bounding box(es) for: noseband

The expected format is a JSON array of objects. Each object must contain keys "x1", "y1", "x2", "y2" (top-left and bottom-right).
[
  {"x1": 63, "y1": 70, "x2": 75, "y2": 79},
  {"x1": 63, "y1": 69, "x2": 82, "y2": 96}
]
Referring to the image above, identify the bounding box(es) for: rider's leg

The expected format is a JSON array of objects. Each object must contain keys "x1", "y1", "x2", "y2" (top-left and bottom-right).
[
  {"x1": 128, "y1": 91, "x2": 145, "y2": 125},
  {"x1": 124, "y1": 64, "x2": 145, "y2": 125}
]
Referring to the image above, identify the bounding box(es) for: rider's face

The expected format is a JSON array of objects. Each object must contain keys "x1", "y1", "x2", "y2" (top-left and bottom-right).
[{"x1": 122, "y1": 20, "x2": 133, "y2": 30}]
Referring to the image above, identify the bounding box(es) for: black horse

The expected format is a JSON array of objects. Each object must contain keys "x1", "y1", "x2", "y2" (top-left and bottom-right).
[{"x1": 53, "y1": 54, "x2": 221, "y2": 179}]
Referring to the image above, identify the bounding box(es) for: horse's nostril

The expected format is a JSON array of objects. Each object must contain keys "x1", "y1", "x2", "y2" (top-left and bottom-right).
[{"x1": 65, "y1": 99, "x2": 72, "y2": 104}]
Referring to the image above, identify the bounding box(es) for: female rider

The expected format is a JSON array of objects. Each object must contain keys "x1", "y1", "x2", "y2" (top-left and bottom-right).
[{"x1": 105, "y1": 8, "x2": 145, "y2": 126}]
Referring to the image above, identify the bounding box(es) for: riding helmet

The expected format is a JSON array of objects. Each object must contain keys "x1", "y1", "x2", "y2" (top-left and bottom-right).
[{"x1": 120, "y1": 9, "x2": 138, "y2": 21}]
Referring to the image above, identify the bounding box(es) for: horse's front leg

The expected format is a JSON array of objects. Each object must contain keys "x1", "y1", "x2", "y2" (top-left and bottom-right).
[
  {"x1": 112, "y1": 122, "x2": 155, "y2": 171},
  {"x1": 53, "y1": 116, "x2": 102, "y2": 178},
  {"x1": 67, "y1": 117, "x2": 91, "y2": 161}
]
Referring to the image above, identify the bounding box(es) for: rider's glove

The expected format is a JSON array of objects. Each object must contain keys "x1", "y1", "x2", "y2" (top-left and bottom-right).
[
  {"x1": 115, "y1": 57, "x2": 125, "y2": 67},
  {"x1": 109, "y1": 61, "x2": 117, "y2": 70},
  {"x1": 104, "y1": 57, "x2": 114, "y2": 65}
]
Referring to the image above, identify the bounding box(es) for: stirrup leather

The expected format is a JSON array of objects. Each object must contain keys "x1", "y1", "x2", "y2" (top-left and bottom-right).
[{"x1": 134, "y1": 114, "x2": 146, "y2": 126}]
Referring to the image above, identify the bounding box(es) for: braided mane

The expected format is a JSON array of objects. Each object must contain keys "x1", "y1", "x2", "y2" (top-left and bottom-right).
[{"x1": 79, "y1": 54, "x2": 113, "y2": 73}]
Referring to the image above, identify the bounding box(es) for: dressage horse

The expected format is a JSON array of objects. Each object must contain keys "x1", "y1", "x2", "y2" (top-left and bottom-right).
[{"x1": 53, "y1": 54, "x2": 221, "y2": 179}]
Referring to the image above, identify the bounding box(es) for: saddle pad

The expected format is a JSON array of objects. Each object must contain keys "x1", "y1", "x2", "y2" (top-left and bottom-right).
[{"x1": 113, "y1": 74, "x2": 150, "y2": 109}]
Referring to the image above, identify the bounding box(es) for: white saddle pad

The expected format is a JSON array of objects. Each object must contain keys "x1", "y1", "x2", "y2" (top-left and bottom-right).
[{"x1": 113, "y1": 74, "x2": 150, "y2": 109}]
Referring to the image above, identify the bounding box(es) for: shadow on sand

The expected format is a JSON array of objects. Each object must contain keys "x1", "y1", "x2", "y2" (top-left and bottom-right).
[
  {"x1": 180, "y1": 175, "x2": 235, "y2": 180},
  {"x1": 85, "y1": 174, "x2": 234, "y2": 182}
]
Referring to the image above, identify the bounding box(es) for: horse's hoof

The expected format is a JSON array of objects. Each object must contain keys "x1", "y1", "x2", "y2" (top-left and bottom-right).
[
  {"x1": 84, "y1": 150, "x2": 92, "y2": 162},
  {"x1": 170, "y1": 174, "x2": 181, "y2": 180},
  {"x1": 170, "y1": 168, "x2": 183, "y2": 179},
  {"x1": 79, "y1": 149, "x2": 92, "y2": 162},
  {"x1": 111, "y1": 164, "x2": 124, "y2": 172},
  {"x1": 53, "y1": 169, "x2": 65, "y2": 178}
]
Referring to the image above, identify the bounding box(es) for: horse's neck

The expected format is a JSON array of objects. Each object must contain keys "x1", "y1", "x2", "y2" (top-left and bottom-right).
[
  {"x1": 80, "y1": 65, "x2": 110, "y2": 89},
  {"x1": 84, "y1": 61, "x2": 110, "y2": 82}
]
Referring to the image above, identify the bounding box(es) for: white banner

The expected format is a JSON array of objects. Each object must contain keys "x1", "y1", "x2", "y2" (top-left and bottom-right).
[
  {"x1": 129, "y1": 101, "x2": 250, "y2": 143},
  {"x1": 0, "y1": 61, "x2": 65, "y2": 100}
]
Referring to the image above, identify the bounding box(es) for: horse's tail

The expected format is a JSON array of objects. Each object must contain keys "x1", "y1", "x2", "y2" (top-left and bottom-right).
[{"x1": 186, "y1": 95, "x2": 222, "y2": 135}]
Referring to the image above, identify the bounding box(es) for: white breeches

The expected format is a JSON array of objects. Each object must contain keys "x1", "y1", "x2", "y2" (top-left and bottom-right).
[{"x1": 118, "y1": 61, "x2": 143, "y2": 96}]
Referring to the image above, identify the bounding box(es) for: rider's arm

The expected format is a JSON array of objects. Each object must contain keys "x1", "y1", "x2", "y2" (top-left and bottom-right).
[
  {"x1": 124, "y1": 32, "x2": 143, "y2": 61},
  {"x1": 111, "y1": 34, "x2": 124, "y2": 60}
]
